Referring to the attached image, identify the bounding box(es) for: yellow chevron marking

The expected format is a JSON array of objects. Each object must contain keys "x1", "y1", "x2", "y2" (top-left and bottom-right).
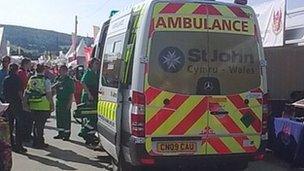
[
  {"x1": 206, "y1": 142, "x2": 217, "y2": 154},
  {"x1": 177, "y1": 3, "x2": 199, "y2": 15},
  {"x1": 148, "y1": 91, "x2": 173, "y2": 108},
  {"x1": 249, "y1": 135, "x2": 261, "y2": 149},
  {"x1": 241, "y1": 7, "x2": 255, "y2": 20},
  {"x1": 209, "y1": 115, "x2": 229, "y2": 135},
  {"x1": 220, "y1": 137, "x2": 244, "y2": 153},
  {"x1": 223, "y1": 99, "x2": 257, "y2": 134},
  {"x1": 200, "y1": 141, "x2": 208, "y2": 154},
  {"x1": 185, "y1": 111, "x2": 208, "y2": 135},
  {"x1": 152, "y1": 96, "x2": 202, "y2": 136},
  {"x1": 153, "y1": 3, "x2": 168, "y2": 17},
  {"x1": 146, "y1": 91, "x2": 174, "y2": 122},
  {"x1": 239, "y1": 93, "x2": 262, "y2": 120},
  {"x1": 146, "y1": 137, "x2": 153, "y2": 153},
  {"x1": 249, "y1": 105, "x2": 262, "y2": 120},
  {"x1": 208, "y1": 116, "x2": 245, "y2": 153},
  {"x1": 213, "y1": 5, "x2": 236, "y2": 18}
]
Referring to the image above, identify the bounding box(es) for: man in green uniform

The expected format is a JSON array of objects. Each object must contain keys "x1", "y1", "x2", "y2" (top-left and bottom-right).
[
  {"x1": 53, "y1": 65, "x2": 74, "y2": 141},
  {"x1": 79, "y1": 58, "x2": 100, "y2": 145}
]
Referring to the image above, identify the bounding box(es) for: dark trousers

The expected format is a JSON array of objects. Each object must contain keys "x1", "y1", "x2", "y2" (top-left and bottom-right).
[
  {"x1": 22, "y1": 110, "x2": 33, "y2": 139},
  {"x1": 31, "y1": 111, "x2": 49, "y2": 145},
  {"x1": 79, "y1": 114, "x2": 98, "y2": 143},
  {"x1": 56, "y1": 106, "x2": 71, "y2": 138},
  {"x1": 7, "y1": 104, "x2": 23, "y2": 147}
]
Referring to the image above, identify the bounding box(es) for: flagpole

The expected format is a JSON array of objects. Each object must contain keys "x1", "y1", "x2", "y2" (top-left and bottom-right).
[
  {"x1": 74, "y1": 15, "x2": 78, "y2": 61},
  {"x1": 283, "y1": 0, "x2": 287, "y2": 46}
]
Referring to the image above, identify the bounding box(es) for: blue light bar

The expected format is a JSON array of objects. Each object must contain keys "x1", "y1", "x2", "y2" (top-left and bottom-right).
[{"x1": 234, "y1": 0, "x2": 247, "y2": 5}]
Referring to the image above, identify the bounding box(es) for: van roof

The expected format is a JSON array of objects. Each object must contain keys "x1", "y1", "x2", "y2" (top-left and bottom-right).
[
  {"x1": 146, "y1": 0, "x2": 247, "y2": 7},
  {"x1": 111, "y1": 0, "x2": 251, "y2": 18}
]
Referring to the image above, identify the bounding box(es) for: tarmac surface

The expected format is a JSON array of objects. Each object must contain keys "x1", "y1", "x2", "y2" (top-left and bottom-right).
[{"x1": 11, "y1": 111, "x2": 304, "y2": 171}]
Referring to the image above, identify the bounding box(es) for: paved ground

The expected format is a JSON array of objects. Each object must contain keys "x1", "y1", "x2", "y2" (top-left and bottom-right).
[
  {"x1": 11, "y1": 112, "x2": 304, "y2": 171},
  {"x1": 12, "y1": 113, "x2": 112, "y2": 171}
]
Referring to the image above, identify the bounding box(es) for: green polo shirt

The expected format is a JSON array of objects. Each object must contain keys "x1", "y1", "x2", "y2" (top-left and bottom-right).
[
  {"x1": 56, "y1": 75, "x2": 75, "y2": 102},
  {"x1": 81, "y1": 69, "x2": 99, "y2": 103}
]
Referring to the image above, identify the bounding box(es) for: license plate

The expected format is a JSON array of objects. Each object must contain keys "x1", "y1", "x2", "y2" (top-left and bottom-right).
[{"x1": 156, "y1": 141, "x2": 197, "y2": 153}]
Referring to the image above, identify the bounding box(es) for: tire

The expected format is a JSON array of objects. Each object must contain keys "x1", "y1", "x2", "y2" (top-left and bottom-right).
[
  {"x1": 0, "y1": 161, "x2": 4, "y2": 171},
  {"x1": 217, "y1": 161, "x2": 249, "y2": 171},
  {"x1": 276, "y1": 132, "x2": 297, "y2": 162},
  {"x1": 112, "y1": 155, "x2": 142, "y2": 171}
]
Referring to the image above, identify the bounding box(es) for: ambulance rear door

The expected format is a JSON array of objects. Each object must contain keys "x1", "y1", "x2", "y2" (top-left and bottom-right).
[
  {"x1": 144, "y1": 1, "x2": 211, "y2": 156},
  {"x1": 205, "y1": 4, "x2": 263, "y2": 155}
]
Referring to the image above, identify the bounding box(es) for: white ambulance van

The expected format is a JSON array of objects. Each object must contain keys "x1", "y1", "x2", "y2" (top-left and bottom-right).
[{"x1": 95, "y1": 0, "x2": 268, "y2": 170}]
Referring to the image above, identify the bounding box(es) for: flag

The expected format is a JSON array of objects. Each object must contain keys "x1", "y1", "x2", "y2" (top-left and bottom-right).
[
  {"x1": 93, "y1": 26, "x2": 100, "y2": 40},
  {"x1": 253, "y1": 0, "x2": 286, "y2": 47}
]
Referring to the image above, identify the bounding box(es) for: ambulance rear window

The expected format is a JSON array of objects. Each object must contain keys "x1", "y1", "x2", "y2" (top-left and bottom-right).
[{"x1": 148, "y1": 31, "x2": 261, "y2": 95}]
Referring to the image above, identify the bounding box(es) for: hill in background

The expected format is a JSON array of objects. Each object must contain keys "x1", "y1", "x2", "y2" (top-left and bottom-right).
[{"x1": 1, "y1": 25, "x2": 93, "y2": 59}]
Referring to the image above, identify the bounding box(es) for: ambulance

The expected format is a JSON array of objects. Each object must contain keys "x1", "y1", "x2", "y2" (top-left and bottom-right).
[{"x1": 95, "y1": 0, "x2": 268, "y2": 170}]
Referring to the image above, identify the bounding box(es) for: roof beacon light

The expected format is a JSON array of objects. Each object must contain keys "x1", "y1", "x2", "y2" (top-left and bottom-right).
[{"x1": 234, "y1": 0, "x2": 247, "y2": 5}]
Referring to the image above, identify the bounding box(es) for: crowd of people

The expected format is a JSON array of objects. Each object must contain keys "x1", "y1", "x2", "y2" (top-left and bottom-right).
[{"x1": 0, "y1": 55, "x2": 101, "y2": 153}]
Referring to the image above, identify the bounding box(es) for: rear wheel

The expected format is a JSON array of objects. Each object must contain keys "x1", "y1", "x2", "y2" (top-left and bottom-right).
[
  {"x1": 217, "y1": 161, "x2": 249, "y2": 171},
  {"x1": 112, "y1": 155, "x2": 142, "y2": 171}
]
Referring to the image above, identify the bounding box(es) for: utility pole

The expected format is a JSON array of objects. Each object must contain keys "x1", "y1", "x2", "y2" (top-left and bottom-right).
[
  {"x1": 6, "y1": 41, "x2": 10, "y2": 56},
  {"x1": 74, "y1": 15, "x2": 78, "y2": 61},
  {"x1": 18, "y1": 46, "x2": 21, "y2": 55}
]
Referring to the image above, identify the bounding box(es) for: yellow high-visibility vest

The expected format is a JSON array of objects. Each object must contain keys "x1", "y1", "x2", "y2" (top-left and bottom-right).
[{"x1": 26, "y1": 75, "x2": 50, "y2": 111}]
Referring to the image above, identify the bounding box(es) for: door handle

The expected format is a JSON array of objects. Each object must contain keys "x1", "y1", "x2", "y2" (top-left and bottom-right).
[{"x1": 210, "y1": 111, "x2": 229, "y2": 115}]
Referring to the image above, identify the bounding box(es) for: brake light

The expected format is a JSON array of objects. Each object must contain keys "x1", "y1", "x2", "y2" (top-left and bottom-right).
[
  {"x1": 131, "y1": 91, "x2": 145, "y2": 137},
  {"x1": 261, "y1": 93, "x2": 269, "y2": 140}
]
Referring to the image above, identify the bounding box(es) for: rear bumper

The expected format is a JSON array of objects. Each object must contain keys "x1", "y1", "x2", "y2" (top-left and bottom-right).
[{"x1": 127, "y1": 137, "x2": 267, "y2": 167}]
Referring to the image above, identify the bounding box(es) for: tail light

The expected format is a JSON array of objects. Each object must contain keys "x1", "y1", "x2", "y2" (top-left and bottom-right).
[
  {"x1": 261, "y1": 93, "x2": 269, "y2": 140},
  {"x1": 131, "y1": 91, "x2": 145, "y2": 137}
]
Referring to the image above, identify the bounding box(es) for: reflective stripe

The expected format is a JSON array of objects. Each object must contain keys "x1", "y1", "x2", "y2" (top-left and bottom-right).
[
  {"x1": 64, "y1": 130, "x2": 71, "y2": 133},
  {"x1": 28, "y1": 99, "x2": 42, "y2": 102},
  {"x1": 87, "y1": 131, "x2": 96, "y2": 134},
  {"x1": 29, "y1": 96, "x2": 51, "y2": 111},
  {"x1": 27, "y1": 76, "x2": 50, "y2": 111},
  {"x1": 84, "y1": 125, "x2": 94, "y2": 130},
  {"x1": 79, "y1": 110, "x2": 97, "y2": 115},
  {"x1": 122, "y1": 13, "x2": 140, "y2": 84},
  {"x1": 97, "y1": 101, "x2": 117, "y2": 125}
]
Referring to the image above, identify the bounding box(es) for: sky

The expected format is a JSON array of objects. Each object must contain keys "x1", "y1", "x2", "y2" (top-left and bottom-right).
[{"x1": 0, "y1": 0, "x2": 303, "y2": 37}]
